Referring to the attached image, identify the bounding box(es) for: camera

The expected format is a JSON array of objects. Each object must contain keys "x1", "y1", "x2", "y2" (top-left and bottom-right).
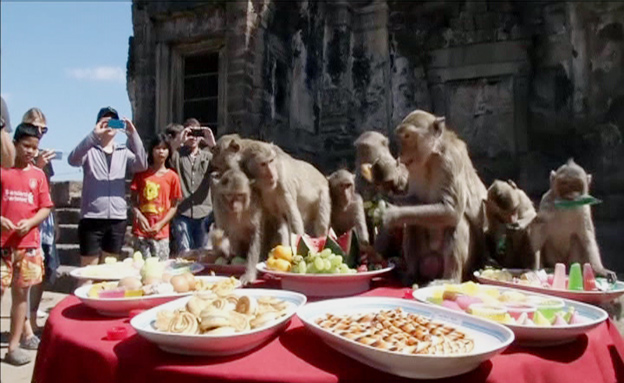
[
  {"x1": 190, "y1": 128, "x2": 205, "y2": 137},
  {"x1": 107, "y1": 119, "x2": 126, "y2": 130}
]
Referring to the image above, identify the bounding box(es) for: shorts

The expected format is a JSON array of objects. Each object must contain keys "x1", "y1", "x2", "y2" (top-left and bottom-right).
[
  {"x1": 133, "y1": 237, "x2": 170, "y2": 261},
  {"x1": 78, "y1": 218, "x2": 127, "y2": 256},
  {"x1": 1, "y1": 248, "x2": 44, "y2": 292}
]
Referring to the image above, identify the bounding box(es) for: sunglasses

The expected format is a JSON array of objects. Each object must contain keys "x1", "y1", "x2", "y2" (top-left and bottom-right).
[{"x1": 39, "y1": 126, "x2": 48, "y2": 135}]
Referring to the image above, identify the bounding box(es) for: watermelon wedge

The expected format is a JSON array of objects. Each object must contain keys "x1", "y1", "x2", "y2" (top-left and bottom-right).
[{"x1": 294, "y1": 234, "x2": 326, "y2": 256}]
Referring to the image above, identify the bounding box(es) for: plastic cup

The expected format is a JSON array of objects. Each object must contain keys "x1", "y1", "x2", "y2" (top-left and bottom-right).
[
  {"x1": 504, "y1": 302, "x2": 537, "y2": 320},
  {"x1": 535, "y1": 298, "x2": 565, "y2": 321},
  {"x1": 106, "y1": 326, "x2": 129, "y2": 341},
  {"x1": 552, "y1": 263, "x2": 566, "y2": 289},
  {"x1": 568, "y1": 263, "x2": 583, "y2": 291},
  {"x1": 468, "y1": 304, "x2": 507, "y2": 322}
]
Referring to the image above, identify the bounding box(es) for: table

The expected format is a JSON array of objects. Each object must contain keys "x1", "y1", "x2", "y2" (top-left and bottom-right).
[{"x1": 33, "y1": 285, "x2": 624, "y2": 383}]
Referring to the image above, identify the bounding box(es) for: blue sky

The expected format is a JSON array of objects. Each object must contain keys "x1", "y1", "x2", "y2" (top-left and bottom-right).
[{"x1": 1, "y1": 1, "x2": 133, "y2": 180}]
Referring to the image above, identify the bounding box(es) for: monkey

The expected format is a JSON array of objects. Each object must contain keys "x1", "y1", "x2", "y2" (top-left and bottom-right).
[
  {"x1": 241, "y1": 141, "x2": 331, "y2": 244},
  {"x1": 210, "y1": 169, "x2": 264, "y2": 284},
  {"x1": 484, "y1": 180, "x2": 538, "y2": 269},
  {"x1": 381, "y1": 109, "x2": 488, "y2": 284},
  {"x1": 210, "y1": 134, "x2": 257, "y2": 174},
  {"x1": 368, "y1": 155, "x2": 409, "y2": 197},
  {"x1": 327, "y1": 169, "x2": 369, "y2": 245},
  {"x1": 530, "y1": 159, "x2": 615, "y2": 278}
]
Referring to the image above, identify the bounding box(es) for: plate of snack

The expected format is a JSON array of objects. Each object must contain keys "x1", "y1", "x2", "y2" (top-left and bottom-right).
[
  {"x1": 413, "y1": 282, "x2": 608, "y2": 346},
  {"x1": 130, "y1": 288, "x2": 306, "y2": 356},
  {"x1": 297, "y1": 297, "x2": 514, "y2": 379},
  {"x1": 74, "y1": 275, "x2": 241, "y2": 316},
  {"x1": 474, "y1": 263, "x2": 624, "y2": 304},
  {"x1": 256, "y1": 243, "x2": 393, "y2": 297},
  {"x1": 69, "y1": 252, "x2": 204, "y2": 281}
]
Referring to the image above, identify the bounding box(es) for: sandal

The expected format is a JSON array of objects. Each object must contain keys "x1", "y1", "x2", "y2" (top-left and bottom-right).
[
  {"x1": 20, "y1": 335, "x2": 40, "y2": 350},
  {"x1": 5, "y1": 348, "x2": 32, "y2": 366}
]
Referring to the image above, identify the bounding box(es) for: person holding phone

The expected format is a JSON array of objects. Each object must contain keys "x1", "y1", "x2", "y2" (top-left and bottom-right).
[
  {"x1": 169, "y1": 118, "x2": 216, "y2": 253},
  {"x1": 68, "y1": 107, "x2": 148, "y2": 268}
]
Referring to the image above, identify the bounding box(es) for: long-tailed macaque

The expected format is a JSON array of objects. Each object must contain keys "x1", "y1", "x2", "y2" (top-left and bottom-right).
[
  {"x1": 382, "y1": 110, "x2": 487, "y2": 283},
  {"x1": 327, "y1": 169, "x2": 369, "y2": 244},
  {"x1": 211, "y1": 134, "x2": 257, "y2": 174},
  {"x1": 530, "y1": 159, "x2": 614, "y2": 278},
  {"x1": 241, "y1": 141, "x2": 331, "y2": 243},
  {"x1": 210, "y1": 169, "x2": 263, "y2": 284},
  {"x1": 484, "y1": 180, "x2": 537, "y2": 269}
]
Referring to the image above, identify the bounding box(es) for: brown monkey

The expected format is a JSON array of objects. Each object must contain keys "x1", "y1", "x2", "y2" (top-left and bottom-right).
[
  {"x1": 484, "y1": 180, "x2": 537, "y2": 269},
  {"x1": 327, "y1": 169, "x2": 369, "y2": 245},
  {"x1": 210, "y1": 169, "x2": 263, "y2": 284},
  {"x1": 530, "y1": 159, "x2": 614, "y2": 278},
  {"x1": 369, "y1": 155, "x2": 409, "y2": 197},
  {"x1": 241, "y1": 141, "x2": 331, "y2": 243},
  {"x1": 382, "y1": 110, "x2": 487, "y2": 283},
  {"x1": 210, "y1": 134, "x2": 257, "y2": 174}
]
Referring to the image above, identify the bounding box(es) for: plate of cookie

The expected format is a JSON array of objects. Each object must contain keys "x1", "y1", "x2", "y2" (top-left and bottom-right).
[
  {"x1": 297, "y1": 297, "x2": 514, "y2": 379},
  {"x1": 131, "y1": 288, "x2": 307, "y2": 356}
]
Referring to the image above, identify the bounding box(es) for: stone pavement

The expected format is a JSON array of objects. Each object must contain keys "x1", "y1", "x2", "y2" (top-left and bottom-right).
[{"x1": 1, "y1": 289, "x2": 67, "y2": 383}]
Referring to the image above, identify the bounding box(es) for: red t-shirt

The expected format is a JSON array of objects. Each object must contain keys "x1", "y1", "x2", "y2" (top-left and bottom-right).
[
  {"x1": 131, "y1": 168, "x2": 182, "y2": 239},
  {"x1": 1, "y1": 165, "x2": 54, "y2": 248}
]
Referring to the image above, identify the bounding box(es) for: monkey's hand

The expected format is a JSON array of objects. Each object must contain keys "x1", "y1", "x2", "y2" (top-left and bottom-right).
[
  {"x1": 595, "y1": 267, "x2": 617, "y2": 282},
  {"x1": 240, "y1": 270, "x2": 257, "y2": 286}
]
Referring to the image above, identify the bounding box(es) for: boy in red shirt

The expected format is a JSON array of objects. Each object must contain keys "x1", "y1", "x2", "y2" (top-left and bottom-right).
[
  {"x1": 1, "y1": 123, "x2": 53, "y2": 365},
  {"x1": 131, "y1": 134, "x2": 182, "y2": 260}
]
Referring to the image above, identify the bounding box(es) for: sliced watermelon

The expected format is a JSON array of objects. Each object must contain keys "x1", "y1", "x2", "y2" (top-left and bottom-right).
[
  {"x1": 296, "y1": 234, "x2": 326, "y2": 256},
  {"x1": 335, "y1": 231, "x2": 352, "y2": 253},
  {"x1": 347, "y1": 229, "x2": 360, "y2": 268},
  {"x1": 323, "y1": 235, "x2": 346, "y2": 258}
]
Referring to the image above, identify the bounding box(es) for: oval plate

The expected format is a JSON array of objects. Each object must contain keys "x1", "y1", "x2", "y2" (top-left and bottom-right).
[
  {"x1": 297, "y1": 297, "x2": 514, "y2": 379},
  {"x1": 131, "y1": 288, "x2": 306, "y2": 356},
  {"x1": 256, "y1": 262, "x2": 394, "y2": 298},
  {"x1": 413, "y1": 285, "x2": 608, "y2": 346},
  {"x1": 474, "y1": 270, "x2": 624, "y2": 304},
  {"x1": 70, "y1": 261, "x2": 204, "y2": 282},
  {"x1": 74, "y1": 276, "x2": 241, "y2": 317}
]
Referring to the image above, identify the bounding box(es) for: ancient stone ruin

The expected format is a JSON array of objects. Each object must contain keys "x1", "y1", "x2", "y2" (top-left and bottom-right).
[{"x1": 126, "y1": 1, "x2": 624, "y2": 272}]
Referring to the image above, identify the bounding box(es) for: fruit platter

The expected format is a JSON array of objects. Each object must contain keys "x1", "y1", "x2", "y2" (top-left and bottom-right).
[
  {"x1": 297, "y1": 296, "x2": 514, "y2": 379},
  {"x1": 412, "y1": 282, "x2": 608, "y2": 346},
  {"x1": 74, "y1": 274, "x2": 241, "y2": 316},
  {"x1": 257, "y1": 232, "x2": 393, "y2": 297},
  {"x1": 69, "y1": 252, "x2": 204, "y2": 281},
  {"x1": 474, "y1": 263, "x2": 624, "y2": 304},
  {"x1": 131, "y1": 288, "x2": 306, "y2": 356}
]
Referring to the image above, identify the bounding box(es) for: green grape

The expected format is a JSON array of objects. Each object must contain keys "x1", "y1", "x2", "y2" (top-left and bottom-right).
[
  {"x1": 293, "y1": 255, "x2": 304, "y2": 264},
  {"x1": 330, "y1": 266, "x2": 341, "y2": 274},
  {"x1": 314, "y1": 257, "x2": 325, "y2": 271},
  {"x1": 298, "y1": 261, "x2": 307, "y2": 274},
  {"x1": 320, "y1": 249, "x2": 332, "y2": 258},
  {"x1": 339, "y1": 264, "x2": 350, "y2": 274},
  {"x1": 324, "y1": 259, "x2": 332, "y2": 271},
  {"x1": 291, "y1": 265, "x2": 299, "y2": 273},
  {"x1": 307, "y1": 262, "x2": 317, "y2": 274},
  {"x1": 330, "y1": 255, "x2": 343, "y2": 267}
]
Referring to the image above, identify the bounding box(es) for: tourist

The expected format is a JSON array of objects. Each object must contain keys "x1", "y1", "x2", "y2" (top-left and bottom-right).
[
  {"x1": 68, "y1": 107, "x2": 147, "y2": 267},
  {"x1": 169, "y1": 118, "x2": 216, "y2": 253},
  {"x1": 1, "y1": 96, "x2": 15, "y2": 168},
  {"x1": 1, "y1": 123, "x2": 53, "y2": 365},
  {"x1": 130, "y1": 134, "x2": 182, "y2": 260}
]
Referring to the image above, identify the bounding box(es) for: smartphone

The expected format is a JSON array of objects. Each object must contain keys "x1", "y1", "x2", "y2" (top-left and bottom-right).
[
  {"x1": 53, "y1": 151, "x2": 63, "y2": 160},
  {"x1": 107, "y1": 119, "x2": 126, "y2": 130},
  {"x1": 190, "y1": 128, "x2": 205, "y2": 137}
]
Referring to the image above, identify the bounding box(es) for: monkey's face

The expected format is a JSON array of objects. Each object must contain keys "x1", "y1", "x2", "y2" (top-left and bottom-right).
[
  {"x1": 251, "y1": 152, "x2": 278, "y2": 189},
  {"x1": 553, "y1": 176, "x2": 586, "y2": 200},
  {"x1": 486, "y1": 199, "x2": 519, "y2": 224},
  {"x1": 225, "y1": 192, "x2": 249, "y2": 214},
  {"x1": 354, "y1": 132, "x2": 389, "y2": 164},
  {"x1": 217, "y1": 169, "x2": 251, "y2": 214},
  {"x1": 395, "y1": 124, "x2": 436, "y2": 167},
  {"x1": 486, "y1": 181, "x2": 519, "y2": 224}
]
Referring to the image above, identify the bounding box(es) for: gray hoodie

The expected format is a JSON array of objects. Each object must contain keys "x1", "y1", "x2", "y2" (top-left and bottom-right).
[{"x1": 68, "y1": 130, "x2": 148, "y2": 220}]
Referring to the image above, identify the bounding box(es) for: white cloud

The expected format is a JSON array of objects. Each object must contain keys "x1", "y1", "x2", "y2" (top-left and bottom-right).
[{"x1": 66, "y1": 66, "x2": 125, "y2": 82}]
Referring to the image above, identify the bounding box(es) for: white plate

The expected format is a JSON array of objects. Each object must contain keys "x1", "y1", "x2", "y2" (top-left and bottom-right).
[
  {"x1": 256, "y1": 262, "x2": 394, "y2": 297},
  {"x1": 413, "y1": 285, "x2": 608, "y2": 346},
  {"x1": 474, "y1": 270, "x2": 624, "y2": 304},
  {"x1": 74, "y1": 276, "x2": 241, "y2": 317},
  {"x1": 70, "y1": 261, "x2": 204, "y2": 281},
  {"x1": 130, "y1": 288, "x2": 307, "y2": 356},
  {"x1": 297, "y1": 297, "x2": 513, "y2": 379}
]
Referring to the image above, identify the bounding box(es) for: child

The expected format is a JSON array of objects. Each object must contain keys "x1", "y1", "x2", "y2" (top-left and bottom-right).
[
  {"x1": 169, "y1": 118, "x2": 216, "y2": 253},
  {"x1": 131, "y1": 134, "x2": 182, "y2": 260},
  {"x1": 1, "y1": 123, "x2": 53, "y2": 365},
  {"x1": 68, "y1": 107, "x2": 147, "y2": 267}
]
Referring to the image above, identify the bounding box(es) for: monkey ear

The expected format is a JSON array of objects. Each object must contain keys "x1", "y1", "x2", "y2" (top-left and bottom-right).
[
  {"x1": 229, "y1": 139, "x2": 241, "y2": 152},
  {"x1": 550, "y1": 170, "x2": 556, "y2": 185},
  {"x1": 432, "y1": 117, "x2": 446, "y2": 137},
  {"x1": 587, "y1": 174, "x2": 592, "y2": 187},
  {"x1": 507, "y1": 180, "x2": 518, "y2": 189},
  {"x1": 382, "y1": 136, "x2": 389, "y2": 148}
]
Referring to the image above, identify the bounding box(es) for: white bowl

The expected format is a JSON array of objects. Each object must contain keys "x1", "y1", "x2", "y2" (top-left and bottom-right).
[
  {"x1": 413, "y1": 285, "x2": 608, "y2": 346},
  {"x1": 474, "y1": 270, "x2": 624, "y2": 304},
  {"x1": 130, "y1": 288, "x2": 307, "y2": 356},
  {"x1": 256, "y1": 262, "x2": 394, "y2": 298},
  {"x1": 74, "y1": 276, "x2": 241, "y2": 317},
  {"x1": 297, "y1": 297, "x2": 514, "y2": 379}
]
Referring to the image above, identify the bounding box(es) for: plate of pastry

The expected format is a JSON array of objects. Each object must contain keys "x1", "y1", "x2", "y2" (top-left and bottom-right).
[
  {"x1": 412, "y1": 282, "x2": 608, "y2": 346},
  {"x1": 131, "y1": 288, "x2": 306, "y2": 356},
  {"x1": 297, "y1": 296, "x2": 514, "y2": 379},
  {"x1": 74, "y1": 275, "x2": 240, "y2": 316}
]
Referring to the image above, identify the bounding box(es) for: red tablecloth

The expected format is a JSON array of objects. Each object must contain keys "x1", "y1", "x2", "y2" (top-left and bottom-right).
[{"x1": 34, "y1": 285, "x2": 624, "y2": 383}]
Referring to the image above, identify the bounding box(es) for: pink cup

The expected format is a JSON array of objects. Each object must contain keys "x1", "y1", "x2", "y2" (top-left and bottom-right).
[{"x1": 504, "y1": 303, "x2": 537, "y2": 320}]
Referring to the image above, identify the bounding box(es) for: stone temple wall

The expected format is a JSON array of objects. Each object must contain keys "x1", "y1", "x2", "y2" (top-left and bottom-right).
[{"x1": 128, "y1": 0, "x2": 624, "y2": 272}]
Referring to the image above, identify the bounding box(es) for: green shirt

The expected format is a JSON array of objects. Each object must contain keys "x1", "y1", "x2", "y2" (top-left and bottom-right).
[{"x1": 171, "y1": 146, "x2": 213, "y2": 219}]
